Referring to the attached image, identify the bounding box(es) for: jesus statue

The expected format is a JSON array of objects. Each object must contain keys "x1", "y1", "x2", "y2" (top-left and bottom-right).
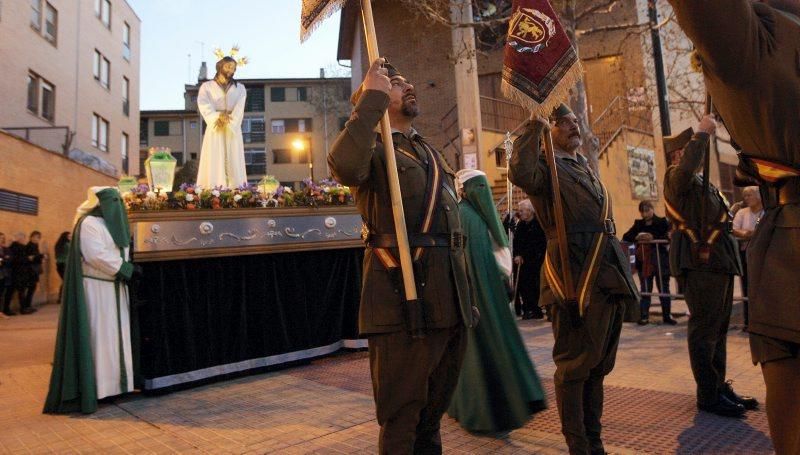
[{"x1": 196, "y1": 50, "x2": 248, "y2": 188}]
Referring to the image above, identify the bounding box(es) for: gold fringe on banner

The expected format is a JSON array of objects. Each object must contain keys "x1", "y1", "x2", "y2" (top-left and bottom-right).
[
  {"x1": 500, "y1": 61, "x2": 583, "y2": 119},
  {"x1": 300, "y1": 0, "x2": 349, "y2": 43}
]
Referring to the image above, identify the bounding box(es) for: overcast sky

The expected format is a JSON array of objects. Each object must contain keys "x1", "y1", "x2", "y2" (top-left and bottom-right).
[{"x1": 127, "y1": 0, "x2": 349, "y2": 110}]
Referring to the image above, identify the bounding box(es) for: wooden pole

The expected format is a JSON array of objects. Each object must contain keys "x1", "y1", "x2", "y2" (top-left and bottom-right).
[
  {"x1": 542, "y1": 126, "x2": 576, "y2": 303},
  {"x1": 701, "y1": 95, "x2": 714, "y2": 238},
  {"x1": 359, "y1": 0, "x2": 418, "y2": 303}
]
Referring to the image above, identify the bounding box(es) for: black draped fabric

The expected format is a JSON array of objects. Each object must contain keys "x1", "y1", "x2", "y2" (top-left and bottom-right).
[{"x1": 132, "y1": 248, "x2": 363, "y2": 389}]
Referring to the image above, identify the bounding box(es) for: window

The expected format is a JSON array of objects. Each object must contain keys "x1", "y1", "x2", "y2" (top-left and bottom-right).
[
  {"x1": 140, "y1": 118, "x2": 148, "y2": 146},
  {"x1": 121, "y1": 132, "x2": 129, "y2": 174},
  {"x1": 190, "y1": 152, "x2": 197, "y2": 160},
  {"x1": 153, "y1": 120, "x2": 169, "y2": 136},
  {"x1": 27, "y1": 74, "x2": 39, "y2": 114},
  {"x1": 271, "y1": 119, "x2": 285, "y2": 134},
  {"x1": 92, "y1": 113, "x2": 109, "y2": 152},
  {"x1": 297, "y1": 87, "x2": 308, "y2": 101},
  {"x1": 95, "y1": 0, "x2": 110, "y2": 29},
  {"x1": 44, "y1": 2, "x2": 56, "y2": 43},
  {"x1": 189, "y1": 120, "x2": 197, "y2": 129},
  {"x1": 30, "y1": 0, "x2": 41, "y2": 30},
  {"x1": 270, "y1": 87, "x2": 285, "y2": 102},
  {"x1": 298, "y1": 119, "x2": 307, "y2": 133},
  {"x1": 27, "y1": 72, "x2": 55, "y2": 121},
  {"x1": 245, "y1": 148, "x2": 267, "y2": 175},
  {"x1": 242, "y1": 118, "x2": 265, "y2": 143},
  {"x1": 40, "y1": 80, "x2": 54, "y2": 121},
  {"x1": 122, "y1": 76, "x2": 129, "y2": 116},
  {"x1": 245, "y1": 86, "x2": 265, "y2": 112},
  {"x1": 122, "y1": 22, "x2": 131, "y2": 60},
  {"x1": 271, "y1": 118, "x2": 313, "y2": 133},
  {"x1": 272, "y1": 149, "x2": 292, "y2": 164},
  {"x1": 0, "y1": 190, "x2": 38, "y2": 216},
  {"x1": 94, "y1": 50, "x2": 110, "y2": 89}
]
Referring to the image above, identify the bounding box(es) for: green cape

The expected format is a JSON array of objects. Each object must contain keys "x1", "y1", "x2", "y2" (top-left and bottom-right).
[
  {"x1": 43, "y1": 215, "x2": 98, "y2": 414},
  {"x1": 448, "y1": 175, "x2": 546, "y2": 432}
]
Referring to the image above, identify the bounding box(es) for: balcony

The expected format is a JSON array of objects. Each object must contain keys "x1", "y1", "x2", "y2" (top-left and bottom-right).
[{"x1": 441, "y1": 96, "x2": 528, "y2": 157}]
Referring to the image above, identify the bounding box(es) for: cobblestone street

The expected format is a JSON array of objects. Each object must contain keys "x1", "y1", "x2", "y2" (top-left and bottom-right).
[{"x1": 0, "y1": 301, "x2": 772, "y2": 454}]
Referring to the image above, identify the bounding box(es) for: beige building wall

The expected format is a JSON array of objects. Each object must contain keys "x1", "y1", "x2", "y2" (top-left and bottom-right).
[
  {"x1": 0, "y1": 132, "x2": 117, "y2": 304},
  {"x1": 0, "y1": 0, "x2": 141, "y2": 176}
]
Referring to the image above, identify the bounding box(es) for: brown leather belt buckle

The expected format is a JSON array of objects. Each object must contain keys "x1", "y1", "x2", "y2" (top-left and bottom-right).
[{"x1": 603, "y1": 218, "x2": 617, "y2": 236}]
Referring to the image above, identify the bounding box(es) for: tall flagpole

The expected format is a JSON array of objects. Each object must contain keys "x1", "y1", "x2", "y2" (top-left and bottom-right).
[{"x1": 360, "y1": 0, "x2": 423, "y2": 337}]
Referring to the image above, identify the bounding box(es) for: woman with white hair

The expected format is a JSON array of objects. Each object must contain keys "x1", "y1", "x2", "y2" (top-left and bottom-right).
[{"x1": 512, "y1": 199, "x2": 547, "y2": 319}]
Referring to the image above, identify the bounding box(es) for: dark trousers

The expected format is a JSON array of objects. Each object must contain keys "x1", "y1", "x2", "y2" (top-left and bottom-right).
[
  {"x1": 3, "y1": 284, "x2": 20, "y2": 313},
  {"x1": 514, "y1": 257, "x2": 544, "y2": 317},
  {"x1": 681, "y1": 271, "x2": 734, "y2": 406},
  {"x1": 638, "y1": 272, "x2": 672, "y2": 321},
  {"x1": 551, "y1": 293, "x2": 625, "y2": 455},
  {"x1": 21, "y1": 284, "x2": 37, "y2": 310},
  {"x1": 368, "y1": 325, "x2": 466, "y2": 455},
  {"x1": 739, "y1": 249, "x2": 749, "y2": 326}
]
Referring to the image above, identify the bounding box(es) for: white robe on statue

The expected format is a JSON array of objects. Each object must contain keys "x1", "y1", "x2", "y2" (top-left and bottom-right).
[
  {"x1": 80, "y1": 216, "x2": 134, "y2": 399},
  {"x1": 196, "y1": 80, "x2": 248, "y2": 188}
]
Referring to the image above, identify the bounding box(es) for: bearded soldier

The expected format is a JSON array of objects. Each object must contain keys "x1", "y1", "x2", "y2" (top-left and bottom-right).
[
  {"x1": 510, "y1": 105, "x2": 639, "y2": 455},
  {"x1": 328, "y1": 58, "x2": 476, "y2": 454},
  {"x1": 667, "y1": 1, "x2": 800, "y2": 452}
]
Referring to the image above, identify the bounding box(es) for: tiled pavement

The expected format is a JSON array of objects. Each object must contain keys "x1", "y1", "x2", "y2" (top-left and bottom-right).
[{"x1": 0, "y1": 300, "x2": 773, "y2": 454}]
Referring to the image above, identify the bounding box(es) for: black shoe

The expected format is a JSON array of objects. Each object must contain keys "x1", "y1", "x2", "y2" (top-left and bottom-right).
[
  {"x1": 722, "y1": 380, "x2": 759, "y2": 410},
  {"x1": 663, "y1": 317, "x2": 678, "y2": 325},
  {"x1": 637, "y1": 318, "x2": 649, "y2": 325},
  {"x1": 2, "y1": 310, "x2": 17, "y2": 316},
  {"x1": 521, "y1": 311, "x2": 534, "y2": 320},
  {"x1": 698, "y1": 395, "x2": 746, "y2": 418},
  {"x1": 20, "y1": 307, "x2": 37, "y2": 315}
]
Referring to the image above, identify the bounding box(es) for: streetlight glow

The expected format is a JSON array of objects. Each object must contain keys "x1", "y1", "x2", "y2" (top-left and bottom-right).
[{"x1": 292, "y1": 138, "x2": 306, "y2": 151}]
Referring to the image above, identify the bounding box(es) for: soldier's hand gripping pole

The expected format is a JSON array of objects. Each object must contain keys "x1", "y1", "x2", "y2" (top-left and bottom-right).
[
  {"x1": 541, "y1": 123, "x2": 582, "y2": 329},
  {"x1": 360, "y1": 0, "x2": 425, "y2": 338}
]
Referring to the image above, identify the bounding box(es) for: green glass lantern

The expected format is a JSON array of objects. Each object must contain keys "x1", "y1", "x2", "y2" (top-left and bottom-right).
[
  {"x1": 145, "y1": 147, "x2": 177, "y2": 193},
  {"x1": 117, "y1": 175, "x2": 137, "y2": 194},
  {"x1": 258, "y1": 175, "x2": 280, "y2": 196}
]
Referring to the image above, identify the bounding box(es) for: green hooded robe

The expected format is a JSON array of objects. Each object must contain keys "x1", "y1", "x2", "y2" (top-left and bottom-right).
[
  {"x1": 447, "y1": 174, "x2": 547, "y2": 433},
  {"x1": 44, "y1": 188, "x2": 133, "y2": 414}
]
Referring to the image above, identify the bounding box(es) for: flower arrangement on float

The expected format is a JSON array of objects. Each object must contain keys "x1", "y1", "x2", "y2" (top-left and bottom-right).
[{"x1": 121, "y1": 179, "x2": 353, "y2": 211}]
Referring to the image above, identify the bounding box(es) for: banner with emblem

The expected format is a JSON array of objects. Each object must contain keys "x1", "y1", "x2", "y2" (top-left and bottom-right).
[{"x1": 501, "y1": 0, "x2": 582, "y2": 117}]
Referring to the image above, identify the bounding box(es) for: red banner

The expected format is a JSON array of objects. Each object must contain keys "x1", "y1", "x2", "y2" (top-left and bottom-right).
[{"x1": 501, "y1": 0, "x2": 582, "y2": 117}]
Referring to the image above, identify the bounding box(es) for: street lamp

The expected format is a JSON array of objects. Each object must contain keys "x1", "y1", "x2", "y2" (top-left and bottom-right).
[{"x1": 291, "y1": 137, "x2": 314, "y2": 181}]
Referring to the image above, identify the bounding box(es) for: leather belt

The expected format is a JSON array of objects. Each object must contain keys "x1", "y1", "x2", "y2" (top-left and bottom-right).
[
  {"x1": 547, "y1": 219, "x2": 616, "y2": 238},
  {"x1": 366, "y1": 232, "x2": 465, "y2": 249}
]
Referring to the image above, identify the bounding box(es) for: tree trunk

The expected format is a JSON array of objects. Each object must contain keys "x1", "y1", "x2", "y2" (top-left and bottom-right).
[{"x1": 557, "y1": 0, "x2": 601, "y2": 175}]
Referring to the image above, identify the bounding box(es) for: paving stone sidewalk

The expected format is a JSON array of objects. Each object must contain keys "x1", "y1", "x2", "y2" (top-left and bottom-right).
[{"x1": 0, "y1": 301, "x2": 772, "y2": 454}]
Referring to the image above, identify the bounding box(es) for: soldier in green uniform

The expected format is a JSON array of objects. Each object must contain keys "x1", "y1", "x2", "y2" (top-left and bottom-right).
[
  {"x1": 668, "y1": 1, "x2": 800, "y2": 451},
  {"x1": 509, "y1": 105, "x2": 639, "y2": 455},
  {"x1": 663, "y1": 117, "x2": 758, "y2": 418},
  {"x1": 328, "y1": 58, "x2": 476, "y2": 455}
]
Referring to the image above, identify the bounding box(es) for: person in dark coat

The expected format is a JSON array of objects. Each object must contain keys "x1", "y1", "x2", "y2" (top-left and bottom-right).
[
  {"x1": 510, "y1": 104, "x2": 639, "y2": 455},
  {"x1": 19, "y1": 231, "x2": 44, "y2": 314},
  {"x1": 512, "y1": 199, "x2": 547, "y2": 319},
  {"x1": 4, "y1": 233, "x2": 28, "y2": 315},
  {"x1": 0, "y1": 233, "x2": 10, "y2": 317},
  {"x1": 622, "y1": 200, "x2": 675, "y2": 325},
  {"x1": 663, "y1": 119, "x2": 757, "y2": 419},
  {"x1": 328, "y1": 58, "x2": 476, "y2": 454},
  {"x1": 667, "y1": 1, "x2": 800, "y2": 451}
]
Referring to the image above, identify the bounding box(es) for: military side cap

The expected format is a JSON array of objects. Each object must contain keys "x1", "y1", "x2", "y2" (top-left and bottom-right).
[
  {"x1": 663, "y1": 127, "x2": 694, "y2": 155},
  {"x1": 549, "y1": 103, "x2": 573, "y2": 121},
  {"x1": 350, "y1": 60, "x2": 402, "y2": 106}
]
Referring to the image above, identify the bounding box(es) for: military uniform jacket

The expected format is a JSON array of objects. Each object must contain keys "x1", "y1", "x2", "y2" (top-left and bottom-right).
[
  {"x1": 509, "y1": 121, "x2": 639, "y2": 314},
  {"x1": 663, "y1": 134, "x2": 742, "y2": 276},
  {"x1": 669, "y1": 0, "x2": 800, "y2": 343},
  {"x1": 328, "y1": 90, "x2": 473, "y2": 335}
]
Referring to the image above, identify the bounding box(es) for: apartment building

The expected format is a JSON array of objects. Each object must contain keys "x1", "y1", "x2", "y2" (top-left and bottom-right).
[
  {"x1": 140, "y1": 73, "x2": 351, "y2": 187},
  {"x1": 0, "y1": 0, "x2": 141, "y2": 176}
]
